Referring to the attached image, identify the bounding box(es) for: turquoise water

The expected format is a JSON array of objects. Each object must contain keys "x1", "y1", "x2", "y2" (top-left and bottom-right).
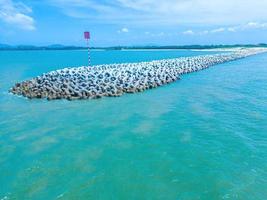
[{"x1": 0, "y1": 50, "x2": 267, "y2": 200}]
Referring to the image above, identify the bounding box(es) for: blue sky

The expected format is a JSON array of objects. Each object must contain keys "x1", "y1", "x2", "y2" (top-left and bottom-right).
[{"x1": 0, "y1": 0, "x2": 267, "y2": 46}]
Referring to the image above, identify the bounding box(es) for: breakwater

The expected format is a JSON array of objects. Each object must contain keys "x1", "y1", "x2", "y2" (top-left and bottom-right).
[{"x1": 10, "y1": 48, "x2": 267, "y2": 100}]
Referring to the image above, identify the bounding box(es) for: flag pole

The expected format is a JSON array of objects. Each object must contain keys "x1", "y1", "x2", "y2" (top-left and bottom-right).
[
  {"x1": 84, "y1": 31, "x2": 91, "y2": 67},
  {"x1": 87, "y1": 38, "x2": 90, "y2": 67}
]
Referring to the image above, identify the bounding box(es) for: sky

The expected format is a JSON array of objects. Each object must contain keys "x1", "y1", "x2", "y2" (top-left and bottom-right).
[{"x1": 0, "y1": 0, "x2": 267, "y2": 46}]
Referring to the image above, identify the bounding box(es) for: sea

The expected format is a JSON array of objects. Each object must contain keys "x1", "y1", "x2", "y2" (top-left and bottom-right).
[{"x1": 0, "y1": 49, "x2": 266, "y2": 200}]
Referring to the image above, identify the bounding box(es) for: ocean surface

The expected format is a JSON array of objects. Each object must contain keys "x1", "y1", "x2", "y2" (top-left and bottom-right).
[{"x1": 0, "y1": 50, "x2": 266, "y2": 200}]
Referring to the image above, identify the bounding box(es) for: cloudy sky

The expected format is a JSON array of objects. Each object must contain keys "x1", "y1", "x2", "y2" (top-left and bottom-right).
[{"x1": 0, "y1": 0, "x2": 267, "y2": 46}]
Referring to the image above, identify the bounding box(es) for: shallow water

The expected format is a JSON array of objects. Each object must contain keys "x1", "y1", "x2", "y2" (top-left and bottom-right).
[{"x1": 0, "y1": 50, "x2": 266, "y2": 200}]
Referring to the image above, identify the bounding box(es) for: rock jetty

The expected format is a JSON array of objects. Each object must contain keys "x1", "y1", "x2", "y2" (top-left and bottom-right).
[{"x1": 10, "y1": 48, "x2": 267, "y2": 100}]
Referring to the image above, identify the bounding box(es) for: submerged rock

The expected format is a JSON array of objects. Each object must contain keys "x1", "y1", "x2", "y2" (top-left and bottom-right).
[{"x1": 9, "y1": 48, "x2": 267, "y2": 100}]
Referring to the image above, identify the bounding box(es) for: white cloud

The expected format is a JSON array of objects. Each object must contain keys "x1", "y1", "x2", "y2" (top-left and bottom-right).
[
  {"x1": 210, "y1": 28, "x2": 225, "y2": 33},
  {"x1": 199, "y1": 30, "x2": 209, "y2": 35},
  {"x1": 243, "y1": 22, "x2": 267, "y2": 29},
  {"x1": 148, "y1": 32, "x2": 165, "y2": 37},
  {"x1": 121, "y1": 27, "x2": 129, "y2": 32},
  {"x1": 183, "y1": 22, "x2": 267, "y2": 36},
  {"x1": 225, "y1": 22, "x2": 267, "y2": 32},
  {"x1": 227, "y1": 27, "x2": 236, "y2": 32},
  {"x1": 50, "y1": 0, "x2": 267, "y2": 26},
  {"x1": 117, "y1": 27, "x2": 129, "y2": 33},
  {"x1": 183, "y1": 30, "x2": 194, "y2": 35},
  {"x1": 0, "y1": 0, "x2": 35, "y2": 30}
]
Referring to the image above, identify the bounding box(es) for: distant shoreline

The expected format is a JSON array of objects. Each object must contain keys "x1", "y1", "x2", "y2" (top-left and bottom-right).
[{"x1": 0, "y1": 44, "x2": 267, "y2": 51}]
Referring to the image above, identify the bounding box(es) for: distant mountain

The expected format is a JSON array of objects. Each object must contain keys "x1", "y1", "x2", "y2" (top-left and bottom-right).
[
  {"x1": 0, "y1": 44, "x2": 11, "y2": 48},
  {"x1": 0, "y1": 44, "x2": 86, "y2": 50},
  {"x1": 47, "y1": 44, "x2": 66, "y2": 48}
]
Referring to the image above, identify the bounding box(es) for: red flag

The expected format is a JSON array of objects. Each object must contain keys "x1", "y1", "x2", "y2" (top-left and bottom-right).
[{"x1": 84, "y1": 31, "x2": 90, "y2": 39}]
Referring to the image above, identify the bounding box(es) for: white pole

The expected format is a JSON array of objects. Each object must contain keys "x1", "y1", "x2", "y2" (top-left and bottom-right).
[{"x1": 86, "y1": 39, "x2": 90, "y2": 67}]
